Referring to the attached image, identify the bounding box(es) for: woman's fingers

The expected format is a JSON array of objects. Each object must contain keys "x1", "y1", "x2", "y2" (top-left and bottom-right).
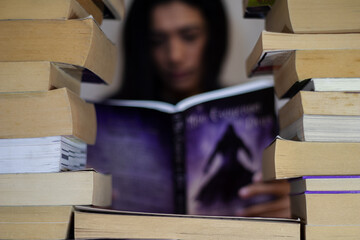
[
  {"x1": 237, "y1": 196, "x2": 291, "y2": 218},
  {"x1": 239, "y1": 180, "x2": 290, "y2": 199},
  {"x1": 237, "y1": 179, "x2": 291, "y2": 218},
  {"x1": 252, "y1": 171, "x2": 263, "y2": 183}
]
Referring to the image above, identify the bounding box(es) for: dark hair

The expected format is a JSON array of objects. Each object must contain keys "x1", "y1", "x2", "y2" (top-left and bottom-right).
[{"x1": 114, "y1": 0, "x2": 228, "y2": 101}]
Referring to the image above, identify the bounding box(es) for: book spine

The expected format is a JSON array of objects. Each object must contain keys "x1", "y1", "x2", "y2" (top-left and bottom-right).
[{"x1": 172, "y1": 112, "x2": 186, "y2": 214}]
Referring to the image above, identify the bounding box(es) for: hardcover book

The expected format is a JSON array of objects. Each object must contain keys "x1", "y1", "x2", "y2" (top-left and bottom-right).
[{"x1": 87, "y1": 80, "x2": 277, "y2": 215}]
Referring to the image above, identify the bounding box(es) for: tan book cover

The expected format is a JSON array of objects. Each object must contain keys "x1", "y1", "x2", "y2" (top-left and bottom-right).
[
  {"x1": 262, "y1": 138, "x2": 360, "y2": 181},
  {"x1": 246, "y1": 31, "x2": 360, "y2": 77},
  {"x1": 291, "y1": 192, "x2": 360, "y2": 225},
  {"x1": 266, "y1": 0, "x2": 360, "y2": 33},
  {"x1": 0, "y1": 88, "x2": 96, "y2": 144},
  {"x1": 0, "y1": 0, "x2": 103, "y2": 24},
  {"x1": 304, "y1": 225, "x2": 360, "y2": 240},
  {"x1": 0, "y1": 206, "x2": 73, "y2": 240},
  {"x1": 0, "y1": 18, "x2": 117, "y2": 84},
  {"x1": 0, "y1": 61, "x2": 82, "y2": 94},
  {"x1": 0, "y1": 170, "x2": 111, "y2": 206},
  {"x1": 278, "y1": 91, "x2": 360, "y2": 142},
  {"x1": 274, "y1": 50, "x2": 360, "y2": 98}
]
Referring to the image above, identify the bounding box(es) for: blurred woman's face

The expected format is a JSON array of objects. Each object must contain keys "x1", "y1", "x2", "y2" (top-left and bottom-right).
[{"x1": 150, "y1": 1, "x2": 207, "y2": 97}]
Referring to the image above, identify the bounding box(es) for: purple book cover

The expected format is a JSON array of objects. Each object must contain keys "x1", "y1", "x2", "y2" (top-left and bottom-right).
[
  {"x1": 87, "y1": 80, "x2": 277, "y2": 215},
  {"x1": 184, "y1": 87, "x2": 277, "y2": 215},
  {"x1": 87, "y1": 105, "x2": 176, "y2": 213}
]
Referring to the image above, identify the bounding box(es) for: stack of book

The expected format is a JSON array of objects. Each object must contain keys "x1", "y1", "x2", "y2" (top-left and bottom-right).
[
  {"x1": 0, "y1": 0, "x2": 123, "y2": 239},
  {"x1": 245, "y1": 0, "x2": 360, "y2": 239}
]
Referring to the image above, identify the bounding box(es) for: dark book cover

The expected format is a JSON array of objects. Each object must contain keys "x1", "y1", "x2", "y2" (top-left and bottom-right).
[
  {"x1": 88, "y1": 104, "x2": 176, "y2": 213},
  {"x1": 183, "y1": 86, "x2": 276, "y2": 215},
  {"x1": 87, "y1": 80, "x2": 277, "y2": 215}
]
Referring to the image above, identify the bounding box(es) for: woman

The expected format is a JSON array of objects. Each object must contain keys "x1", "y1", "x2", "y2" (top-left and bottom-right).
[
  {"x1": 115, "y1": 0, "x2": 290, "y2": 218},
  {"x1": 114, "y1": 0, "x2": 227, "y2": 103}
]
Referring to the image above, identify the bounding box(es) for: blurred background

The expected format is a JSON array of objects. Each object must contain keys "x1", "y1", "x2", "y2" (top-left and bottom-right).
[{"x1": 81, "y1": 0, "x2": 270, "y2": 101}]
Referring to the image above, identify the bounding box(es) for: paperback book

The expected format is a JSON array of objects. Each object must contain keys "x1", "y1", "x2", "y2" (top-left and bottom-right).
[
  {"x1": 0, "y1": 206, "x2": 74, "y2": 240},
  {"x1": 290, "y1": 176, "x2": 360, "y2": 225},
  {"x1": 265, "y1": 0, "x2": 360, "y2": 34},
  {"x1": 74, "y1": 206, "x2": 300, "y2": 240},
  {"x1": 0, "y1": 88, "x2": 96, "y2": 144},
  {"x1": 289, "y1": 176, "x2": 360, "y2": 240},
  {"x1": 262, "y1": 137, "x2": 360, "y2": 181},
  {"x1": 0, "y1": 136, "x2": 86, "y2": 174},
  {"x1": 87, "y1": 80, "x2": 277, "y2": 215},
  {"x1": 278, "y1": 91, "x2": 360, "y2": 142},
  {"x1": 246, "y1": 31, "x2": 360, "y2": 77},
  {"x1": 0, "y1": 169, "x2": 111, "y2": 206},
  {"x1": 0, "y1": 0, "x2": 104, "y2": 24},
  {"x1": 273, "y1": 49, "x2": 360, "y2": 98}
]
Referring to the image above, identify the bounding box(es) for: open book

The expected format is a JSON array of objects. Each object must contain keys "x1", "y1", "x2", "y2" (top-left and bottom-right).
[{"x1": 87, "y1": 80, "x2": 277, "y2": 215}]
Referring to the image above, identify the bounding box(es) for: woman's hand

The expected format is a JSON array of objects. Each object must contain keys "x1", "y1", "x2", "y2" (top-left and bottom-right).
[{"x1": 237, "y1": 172, "x2": 291, "y2": 218}]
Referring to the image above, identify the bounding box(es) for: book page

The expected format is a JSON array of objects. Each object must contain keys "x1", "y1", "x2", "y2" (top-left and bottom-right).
[
  {"x1": 184, "y1": 87, "x2": 277, "y2": 215},
  {"x1": 175, "y1": 79, "x2": 273, "y2": 112},
  {"x1": 87, "y1": 104, "x2": 176, "y2": 213}
]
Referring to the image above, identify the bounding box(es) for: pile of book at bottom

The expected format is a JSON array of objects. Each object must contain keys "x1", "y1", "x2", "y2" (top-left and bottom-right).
[
  {"x1": 0, "y1": 85, "x2": 112, "y2": 240},
  {"x1": 263, "y1": 139, "x2": 360, "y2": 239},
  {"x1": 0, "y1": 81, "x2": 113, "y2": 240},
  {"x1": 260, "y1": 50, "x2": 360, "y2": 240},
  {"x1": 0, "y1": 169, "x2": 111, "y2": 239},
  {"x1": 2, "y1": 182, "x2": 301, "y2": 240},
  {"x1": 72, "y1": 206, "x2": 300, "y2": 240},
  {"x1": 1, "y1": 176, "x2": 302, "y2": 240},
  {"x1": 244, "y1": 0, "x2": 360, "y2": 238},
  {"x1": 262, "y1": 90, "x2": 360, "y2": 240},
  {"x1": 0, "y1": 89, "x2": 113, "y2": 240}
]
